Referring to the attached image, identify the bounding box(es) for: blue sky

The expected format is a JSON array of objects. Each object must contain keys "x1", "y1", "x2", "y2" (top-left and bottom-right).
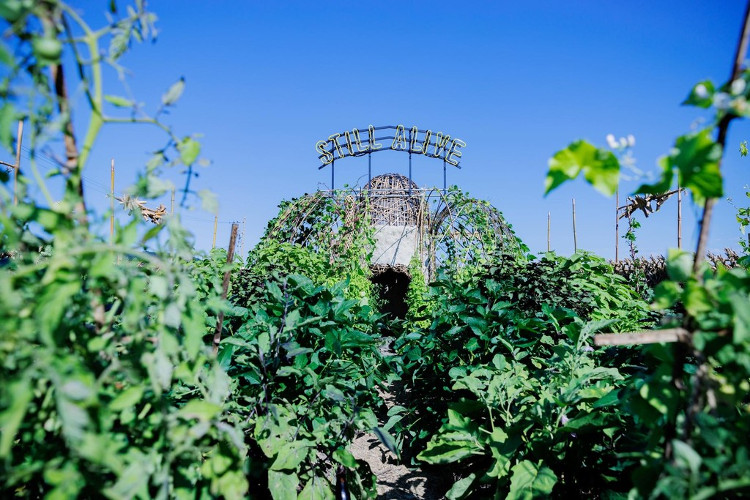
[{"x1": 12, "y1": 1, "x2": 750, "y2": 259}]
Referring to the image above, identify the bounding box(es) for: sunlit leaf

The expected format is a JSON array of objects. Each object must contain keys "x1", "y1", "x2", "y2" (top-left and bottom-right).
[{"x1": 545, "y1": 140, "x2": 619, "y2": 196}]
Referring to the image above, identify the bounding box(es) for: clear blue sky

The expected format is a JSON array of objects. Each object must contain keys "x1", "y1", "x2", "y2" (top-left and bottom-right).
[{"x1": 15, "y1": 1, "x2": 750, "y2": 259}]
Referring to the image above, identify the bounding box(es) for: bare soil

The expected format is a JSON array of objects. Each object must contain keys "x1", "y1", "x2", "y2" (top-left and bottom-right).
[{"x1": 350, "y1": 431, "x2": 450, "y2": 499}]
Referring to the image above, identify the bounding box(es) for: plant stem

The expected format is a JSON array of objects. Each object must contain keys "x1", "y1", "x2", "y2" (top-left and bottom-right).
[{"x1": 693, "y1": 0, "x2": 750, "y2": 272}]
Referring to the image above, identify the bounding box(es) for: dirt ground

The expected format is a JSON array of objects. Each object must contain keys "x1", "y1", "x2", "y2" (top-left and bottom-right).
[{"x1": 349, "y1": 431, "x2": 450, "y2": 499}]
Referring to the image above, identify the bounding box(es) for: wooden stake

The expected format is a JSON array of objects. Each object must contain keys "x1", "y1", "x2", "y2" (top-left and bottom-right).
[
  {"x1": 677, "y1": 184, "x2": 682, "y2": 249},
  {"x1": 241, "y1": 216, "x2": 246, "y2": 257},
  {"x1": 572, "y1": 198, "x2": 577, "y2": 253},
  {"x1": 547, "y1": 211, "x2": 551, "y2": 252},
  {"x1": 615, "y1": 189, "x2": 619, "y2": 262},
  {"x1": 595, "y1": 328, "x2": 691, "y2": 346},
  {"x1": 212, "y1": 215, "x2": 218, "y2": 249},
  {"x1": 13, "y1": 120, "x2": 23, "y2": 206},
  {"x1": 213, "y1": 223, "x2": 239, "y2": 354},
  {"x1": 110, "y1": 159, "x2": 115, "y2": 243}
]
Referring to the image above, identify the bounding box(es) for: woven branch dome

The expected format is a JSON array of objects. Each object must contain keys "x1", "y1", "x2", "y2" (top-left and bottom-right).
[{"x1": 364, "y1": 173, "x2": 422, "y2": 226}]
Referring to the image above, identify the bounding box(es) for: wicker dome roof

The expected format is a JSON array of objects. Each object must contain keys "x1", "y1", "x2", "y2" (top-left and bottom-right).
[{"x1": 364, "y1": 173, "x2": 422, "y2": 226}]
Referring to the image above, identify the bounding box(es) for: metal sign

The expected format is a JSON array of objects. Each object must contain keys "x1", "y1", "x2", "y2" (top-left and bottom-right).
[{"x1": 315, "y1": 125, "x2": 466, "y2": 168}]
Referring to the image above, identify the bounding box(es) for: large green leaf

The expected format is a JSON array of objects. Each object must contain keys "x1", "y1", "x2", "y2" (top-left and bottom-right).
[
  {"x1": 545, "y1": 140, "x2": 619, "y2": 196},
  {"x1": 507, "y1": 460, "x2": 558, "y2": 500},
  {"x1": 642, "y1": 129, "x2": 724, "y2": 204},
  {"x1": 268, "y1": 470, "x2": 299, "y2": 500}
]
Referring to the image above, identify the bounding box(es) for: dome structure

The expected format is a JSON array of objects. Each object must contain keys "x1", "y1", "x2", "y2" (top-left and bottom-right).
[{"x1": 363, "y1": 173, "x2": 422, "y2": 226}]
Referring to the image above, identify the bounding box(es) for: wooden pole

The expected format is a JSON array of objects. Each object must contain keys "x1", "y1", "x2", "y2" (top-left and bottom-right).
[
  {"x1": 212, "y1": 215, "x2": 218, "y2": 249},
  {"x1": 241, "y1": 216, "x2": 246, "y2": 257},
  {"x1": 615, "y1": 189, "x2": 619, "y2": 262},
  {"x1": 572, "y1": 198, "x2": 577, "y2": 253},
  {"x1": 547, "y1": 211, "x2": 551, "y2": 252},
  {"x1": 677, "y1": 184, "x2": 682, "y2": 249},
  {"x1": 13, "y1": 120, "x2": 23, "y2": 206},
  {"x1": 110, "y1": 159, "x2": 115, "y2": 243},
  {"x1": 213, "y1": 223, "x2": 239, "y2": 354}
]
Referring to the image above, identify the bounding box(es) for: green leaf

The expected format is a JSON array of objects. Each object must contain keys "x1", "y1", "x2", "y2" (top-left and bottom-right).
[
  {"x1": 545, "y1": 140, "x2": 619, "y2": 196},
  {"x1": 0, "y1": 103, "x2": 15, "y2": 153},
  {"x1": 373, "y1": 426, "x2": 400, "y2": 459},
  {"x1": 683, "y1": 281, "x2": 713, "y2": 317},
  {"x1": 333, "y1": 447, "x2": 357, "y2": 468},
  {"x1": 651, "y1": 281, "x2": 682, "y2": 310},
  {"x1": 268, "y1": 471, "x2": 299, "y2": 500},
  {"x1": 683, "y1": 80, "x2": 715, "y2": 108},
  {"x1": 666, "y1": 249, "x2": 693, "y2": 282},
  {"x1": 0, "y1": 379, "x2": 33, "y2": 457},
  {"x1": 298, "y1": 476, "x2": 334, "y2": 500},
  {"x1": 729, "y1": 291, "x2": 750, "y2": 343},
  {"x1": 670, "y1": 129, "x2": 723, "y2": 204},
  {"x1": 162, "y1": 76, "x2": 185, "y2": 106},
  {"x1": 104, "y1": 95, "x2": 134, "y2": 108},
  {"x1": 446, "y1": 472, "x2": 477, "y2": 500},
  {"x1": 672, "y1": 439, "x2": 702, "y2": 475},
  {"x1": 198, "y1": 189, "x2": 218, "y2": 215},
  {"x1": 178, "y1": 400, "x2": 222, "y2": 422},
  {"x1": 109, "y1": 386, "x2": 144, "y2": 411},
  {"x1": 636, "y1": 156, "x2": 674, "y2": 195},
  {"x1": 178, "y1": 136, "x2": 201, "y2": 165},
  {"x1": 507, "y1": 461, "x2": 558, "y2": 500},
  {"x1": 271, "y1": 441, "x2": 311, "y2": 471}
]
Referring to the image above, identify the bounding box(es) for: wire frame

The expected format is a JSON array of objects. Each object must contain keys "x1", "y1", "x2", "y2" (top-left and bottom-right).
[{"x1": 363, "y1": 173, "x2": 422, "y2": 226}]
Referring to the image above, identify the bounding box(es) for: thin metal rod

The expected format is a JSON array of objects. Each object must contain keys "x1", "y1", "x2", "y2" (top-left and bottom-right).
[
  {"x1": 408, "y1": 152, "x2": 412, "y2": 195},
  {"x1": 213, "y1": 222, "x2": 239, "y2": 354},
  {"x1": 368, "y1": 153, "x2": 371, "y2": 189},
  {"x1": 443, "y1": 160, "x2": 447, "y2": 193},
  {"x1": 331, "y1": 160, "x2": 335, "y2": 191},
  {"x1": 110, "y1": 158, "x2": 115, "y2": 243},
  {"x1": 13, "y1": 120, "x2": 23, "y2": 206}
]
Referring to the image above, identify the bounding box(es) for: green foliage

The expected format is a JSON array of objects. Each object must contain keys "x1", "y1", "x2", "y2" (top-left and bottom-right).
[
  {"x1": 392, "y1": 251, "x2": 651, "y2": 493},
  {"x1": 544, "y1": 41, "x2": 750, "y2": 499},
  {"x1": 404, "y1": 256, "x2": 433, "y2": 330},
  {"x1": 545, "y1": 140, "x2": 620, "y2": 196},
  {"x1": 254, "y1": 192, "x2": 376, "y2": 302},
  {"x1": 636, "y1": 130, "x2": 723, "y2": 204},
  {"x1": 731, "y1": 189, "x2": 750, "y2": 256},
  {"x1": 220, "y1": 273, "x2": 385, "y2": 499},
  {"x1": 623, "y1": 252, "x2": 750, "y2": 498},
  {"x1": 0, "y1": 209, "x2": 249, "y2": 498},
  {"x1": 430, "y1": 188, "x2": 529, "y2": 280}
]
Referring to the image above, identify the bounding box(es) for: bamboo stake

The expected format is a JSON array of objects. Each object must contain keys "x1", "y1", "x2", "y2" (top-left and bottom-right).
[
  {"x1": 170, "y1": 188, "x2": 175, "y2": 215},
  {"x1": 110, "y1": 159, "x2": 115, "y2": 243},
  {"x1": 615, "y1": 189, "x2": 619, "y2": 262},
  {"x1": 213, "y1": 223, "x2": 239, "y2": 354},
  {"x1": 241, "y1": 216, "x2": 246, "y2": 257},
  {"x1": 677, "y1": 184, "x2": 682, "y2": 249},
  {"x1": 572, "y1": 198, "x2": 577, "y2": 253},
  {"x1": 13, "y1": 120, "x2": 23, "y2": 206},
  {"x1": 547, "y1": 211, "x2": 551, "y2": 252},
  {"x1": 212, "y1": 215, "x2": 218, "y2": 249}
]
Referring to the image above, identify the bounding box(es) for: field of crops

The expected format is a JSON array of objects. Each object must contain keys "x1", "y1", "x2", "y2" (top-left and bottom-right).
[{"x1": 2, "y1": 2, "x2": 750, "y2": 499}]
